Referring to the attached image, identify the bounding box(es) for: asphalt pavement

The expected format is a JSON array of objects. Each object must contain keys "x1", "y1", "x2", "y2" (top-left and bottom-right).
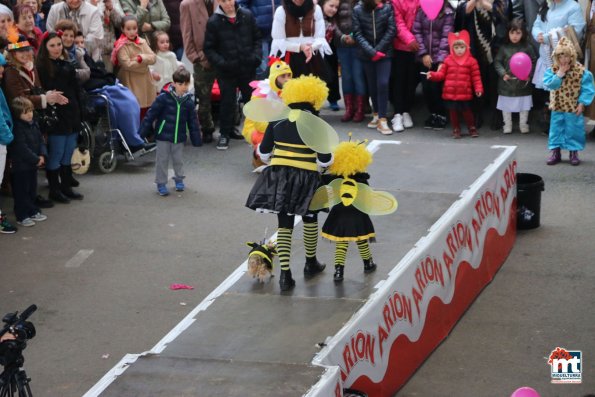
[{"x1": 1, "y1": 105, "x2": 594, "y2": 397}]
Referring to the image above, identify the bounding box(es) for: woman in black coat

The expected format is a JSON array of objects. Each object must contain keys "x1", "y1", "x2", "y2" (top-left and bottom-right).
[{"x1": 36, "y1": 31, "x2": 84, "y2": 202}]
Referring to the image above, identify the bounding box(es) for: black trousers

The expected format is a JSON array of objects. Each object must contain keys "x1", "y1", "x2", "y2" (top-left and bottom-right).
[
  {"x1": 324, "y1": 49, "x2": 341, "y2": 103},
  {"x1": 11, "y1": 169, "x2": 39, "y2": 222},
  {"x1": 420, "y1": 63, "x2": 445, "y2": 116},
  {"x1": 218, "y1": 74, "x2": 254, "y2": 137},
  {"x1": 390, "y1": 50, "x2": 418, "y2": 114}
]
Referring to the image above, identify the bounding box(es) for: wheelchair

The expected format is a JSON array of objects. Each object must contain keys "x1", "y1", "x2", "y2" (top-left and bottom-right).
[{"x1": 79, "y1": 92, "x2": 155, "y2": 174}]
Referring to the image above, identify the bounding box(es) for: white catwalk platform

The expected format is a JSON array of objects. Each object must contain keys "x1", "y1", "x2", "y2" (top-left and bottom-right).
[{"x1": 86, "y1": 141, "x2": 517, "y2": 397}]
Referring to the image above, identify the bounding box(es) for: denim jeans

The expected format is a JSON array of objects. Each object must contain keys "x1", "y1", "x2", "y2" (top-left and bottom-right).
[
  {"x1": 363, "y1": 58, "x2": 392, "y2": 118},
  {"x1": 256, "y1": 37, "x2": 271, "y2": 80},
  {"x1": 336, "y1": 47, "x2": 366, "y2": 96},
  {"x1": 47, "y1": 133, "x2": 78, "y2": 171}
]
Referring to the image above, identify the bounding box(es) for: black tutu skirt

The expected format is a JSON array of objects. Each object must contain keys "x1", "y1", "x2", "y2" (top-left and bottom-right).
[
  {"x1": 444, "y1": 100, "x2": 473, "y2": 111},
  {"x1": 322, "y1": 204, "x2": 375, "y2": 242},
  {"x1": 246, "y1": 165, "x2": 322, "y2": 216}
]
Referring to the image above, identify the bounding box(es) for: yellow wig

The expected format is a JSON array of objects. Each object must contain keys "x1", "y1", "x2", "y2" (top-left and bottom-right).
[
  {"x1": 281, "y1": 75, "x2": 328, "y2": 111},
  {"x1": 328, "y1": 139, "x2": 372, "y2": 178}
]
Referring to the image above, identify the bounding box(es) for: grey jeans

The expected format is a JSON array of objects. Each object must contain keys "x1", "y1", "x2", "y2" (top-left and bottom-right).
[{"x1": 155, "y1": 141, "x2": 185, "y2": 185}]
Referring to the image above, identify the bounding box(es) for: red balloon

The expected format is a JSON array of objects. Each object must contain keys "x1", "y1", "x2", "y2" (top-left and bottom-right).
[{"x1": 509, "y1": 52, "x2": 532, "y2": 81}]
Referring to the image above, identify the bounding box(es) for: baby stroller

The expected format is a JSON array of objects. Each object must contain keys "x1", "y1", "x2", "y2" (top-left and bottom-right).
[{"x1": 79, "y1": 85, "x2": 155, "y2": 173}]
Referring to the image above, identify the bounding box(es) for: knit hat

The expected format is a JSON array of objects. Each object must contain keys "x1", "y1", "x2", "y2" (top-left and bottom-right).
[{"x1": 552, "y1": 36, "x2": 577, "y2": 67}]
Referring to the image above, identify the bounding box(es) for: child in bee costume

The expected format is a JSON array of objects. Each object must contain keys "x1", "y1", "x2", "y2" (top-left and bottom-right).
[
  {"x1": 310, "y1": 138, "x2": 398, "y2": 282},
  {"x1": 244, "y1": 75, "x2": 339, "y2": 291}
]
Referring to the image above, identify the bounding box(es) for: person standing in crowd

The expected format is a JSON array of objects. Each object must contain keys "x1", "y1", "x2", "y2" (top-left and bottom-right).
[
  {"x1": 237, "y1": 0, "x2": 282, "y2": 79},
  {"x1": 95, "y1": 0, "x2": 124, "y2": 71},
  {"x1": 543, "y1": 37, "x2": 594, "y2": 166},
  {"x1": 493, "y1": 18, "x2": 536, "y2": 134},
  {"x1": 352, "y1": 0, "x2": 396, "y2": 135},
  {"x1": 390, "y1": 0, "x2": 418, "y2": 132},
  {"x1": 112, "y1": 15, "x2": 157, "y2": 119},
  {"x1": 161, "y1": 0, "x2": 184, "y2": 60},
  {"x1": 150, "y1": 30, "x2": 181, "y2": 93},
  {"x1": 0, "y1": 54, "x2": 16, "y2": 234},
  {"x1": 427, "y1": 30, "x2": 484, "y2": 139},
  {"x1": 55, "y1": 19, "x2": 91, "y2": 84},
  {"x1": 270, "y1": 0, "x2": 332, "y2": 79},
  {"x1": 120, "y1": 0, "x2": 171, "y2": 43},
  {"x1": 36, "y1": 31, "x2": 84, "y2": 202},
  {"x1": 8, "y1": 97, "x2": 48, "y2": 227},
  {"x1": 46, "y1": 0, "x2": 105, "y2": 61},
  {"x1": 532, "y1": 0, "x2": 585, "y2": 133},
  {"x1": 0, "y1": 5, "x2": 13, "y2": 43},
  {"x1": 14, "y1": 4, "x2": 43, "y2": 53},
  {"x1": 204, "y1": 0, "x2": 262, "y2": 150},
  {"x1": 19, "y1": 0, "x2": 46, "y2": 32},
  {"x1": 334, "y1": 0, "x2": 366, "y2": 123},
  {"x1": 320, "y1": 0, "x2": 341, "y2": 111},
  {"x1": 412, "y1": 0, "x2": 454, "y2": 130},
  {"x1": 180, "y1": 0, "x2": 217, "y2": 144}
]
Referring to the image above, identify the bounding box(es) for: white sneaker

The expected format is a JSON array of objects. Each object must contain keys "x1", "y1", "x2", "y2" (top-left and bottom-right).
[
  {"x1": 402, "y1": 112, "x2": 413, "y2": 128},
  {"x1": 367, "y1": 113, "x2": 379, "y2": 128},
  {"x1": 519, "y1": 124, "x2": 530, "y2": 134},
  {"x1": 31, "y1": 212, "x2": 47, "y2": 222},
  {"x1": 18, "y1": 218, "x2": 35, "y2": 227},
  {"x1": 392, "y1": 114, "x2": 404, "y2": 132},
  {"x1": 377, "y1": 118, "x2": 393, "y2": 135},
  {"x1": 503, "y1": 124, "x2": 513, "y2": 134}
]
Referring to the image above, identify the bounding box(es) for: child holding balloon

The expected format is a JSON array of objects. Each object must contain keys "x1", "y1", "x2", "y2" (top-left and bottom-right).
[{"x1": 494, "y1": 19, "x2": 536, "y2": 134}]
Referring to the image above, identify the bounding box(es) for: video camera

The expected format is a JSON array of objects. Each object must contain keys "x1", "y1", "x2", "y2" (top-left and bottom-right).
[{"x1": 0, "y1": 305, "x2": 37, "y2": 368}]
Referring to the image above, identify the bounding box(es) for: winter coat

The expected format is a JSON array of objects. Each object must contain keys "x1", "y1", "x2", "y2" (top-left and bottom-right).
[
  {"x1": 162, "y1": 0, "x2": 183, "y2": 49},
  {"x1": 237, "y1": 0, "x2": 282, "y2": 37},
  {"x1": 204, "y1": 5, "x2": 262, "y2": 78},
  {"x1": 352, "y1": 0, "x2": 396, "y2": 60},
  {"x1": 585, "y1": 0, "x2": 595, "y2": 119},
  {"x1": 139, "y1": 85, "x2": 201, "y2": 146},
  {"x1": 120, "y1": 0, "x2": 171, "y2": 42},
  {"x1": 493, "y1": 41, "x2": 536, "y2": 97},
  {"x1": 18, "y1": 27, "x2": 43, "y2": 54},
  {"x1": 2, "y1": 65, "x2": 45, "y2": 110},
  {"x1": 115, "y1": 37, "x2": 157, "y2": 108},
  {"x1": 390, "y1": 0, "x2": 418, "y2": 51},
  {"x1": 428, "y1": 30, "x2": 484, "y2": 101},
  {"x1": 412, "y1": 5, "x2": 454, "y2": 64},
  {"x1": 46, "y1": 1, "x2": 105, "y2": 61},
  {"x1": 0, "y1": 89, "x2": 12, "y2": 146},
  {"x1": 38, "y1": 58, "x2": 83, "y2": 134},
  {"x1": 8, "y1": 119, "x2": 47, "y2": 172},
  {"x1": 335, "y1": 0, "x2": 357, "y2": 48},
  {"x1": 180, "y1": 0, "x2": 218, "y2": 67}
]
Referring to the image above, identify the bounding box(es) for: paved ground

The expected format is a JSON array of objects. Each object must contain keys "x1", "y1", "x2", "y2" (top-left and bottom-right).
[{"x1": 1, "y1": 105, "x2": 594, "y2": 397}]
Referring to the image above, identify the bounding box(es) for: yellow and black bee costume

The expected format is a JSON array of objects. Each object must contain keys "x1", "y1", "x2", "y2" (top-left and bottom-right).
[{"x1": 244, "y1": 75, "x2": 338, "y2": 291}]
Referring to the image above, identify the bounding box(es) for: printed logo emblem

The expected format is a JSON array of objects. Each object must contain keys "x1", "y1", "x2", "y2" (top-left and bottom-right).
[{"x1": 548, "y1": 347, "x2": 582, "y2": 384}]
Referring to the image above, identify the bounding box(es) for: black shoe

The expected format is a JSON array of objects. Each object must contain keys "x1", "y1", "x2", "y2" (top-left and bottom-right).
[
  {"x1": 424, "y1": 114, "x2": 435, "y2": 129},
  {"x1": 35, "y1": 195, "x2": 54, "y2": 208},
  {"x1": 62, "y1": 189, "x2": 84, "y2": 200},
  {"x1": 144, "y1": 142, "x2": 157, "y2": 151},
  {"x1": 229, "y1": 129, "x2": 244, "y2": 140},
  {"x1": 333, "y1": 266, "x2": 344, "y2": 283},
  {"x1": 203, "y1": 132, "x2": 214, "y2": 144},
  {"x1": 216, "y1": 135, "x2": 229, "y2": 150},
  {"x1": 304, "y1": 257, "x2": 326, "y2": 278},
  {"x1": 433, "y1": 115, "x2": 447, "y2": 130},
  {"x1": 49, "y1": 191, "x2": 70, "y2": 204},
  {"x1": 279, "y1": 269, "x2": 295, "y2": 291},
  {"x1": 364, "y1": 259, "x2": 377, "y2": 273},
  {"x1": 70, "y1": 175, "x2": 80, "y2": 187}
]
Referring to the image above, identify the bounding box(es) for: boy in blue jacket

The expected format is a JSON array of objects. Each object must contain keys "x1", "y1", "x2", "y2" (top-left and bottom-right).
[{"x1": 139, "y1": 67, "x2": 202, "y2": 196}]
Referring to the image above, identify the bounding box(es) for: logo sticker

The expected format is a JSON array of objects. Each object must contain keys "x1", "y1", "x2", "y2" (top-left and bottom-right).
[{"x1": 548, "y1": 347, "x2": 582, "y2": 384}]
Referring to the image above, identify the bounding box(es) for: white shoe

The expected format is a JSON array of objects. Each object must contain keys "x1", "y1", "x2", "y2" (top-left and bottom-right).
[
  {"x1": 18, "y1": 218, "x2": 35, "y2": 227},
  {"x1": 392, "y1": 114, "x2": 404, "y2": 132},
  {"x1": 520, "y1": 124, "x2": 530, "y2": 134},
  {"x1": 367, "y1": 113, "x2": 379, "y2": 128},
  {"x1": 31, "y1": 212, "x2": 47, "y2": 222},
  {"x1": 377, "y1": 118, "x2": 393, "y2": 135},
  {"x1": 503, "y1": 124, "x2": 513, "y2": 134},
  {"x1": 402, "y1": 112, "x2": 413, "y2": 128}
]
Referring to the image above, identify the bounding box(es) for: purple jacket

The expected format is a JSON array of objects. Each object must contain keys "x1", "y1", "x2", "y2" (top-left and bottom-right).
[{"x1": 412, "y1": 5, "x2": 454, "y2": 64}]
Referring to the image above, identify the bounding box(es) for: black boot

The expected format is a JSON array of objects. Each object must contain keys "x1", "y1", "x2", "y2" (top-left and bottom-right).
[
  {"x1": 279, "y1": 269, "x2": 295, "y2": 291},
  {"x1": 35, "y1": 195, "x2": 54, "y2": 208},
  {"x1": 304, "y1": 256, "x2": 326, "y2": 278},
  {"x1": 364, "y1": 259, "x2": 377, "y2": 273},
  {"x1": 333, "y1": 266, "x2": 344, "y2": 283},
  {"x1": 69, "y1": 169, "x2": 80, "y2": 187},
  {"x1": 60, "y1": 166, "x2": 84, "y2": 200},
  {"x1": 47, "y1": 169, "x2": 70, "y2": 204}
]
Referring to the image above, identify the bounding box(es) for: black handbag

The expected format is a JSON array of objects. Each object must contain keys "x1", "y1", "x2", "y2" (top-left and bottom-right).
[{"x1": 29, "y1": 87, "x2": 60, "y2": 133}]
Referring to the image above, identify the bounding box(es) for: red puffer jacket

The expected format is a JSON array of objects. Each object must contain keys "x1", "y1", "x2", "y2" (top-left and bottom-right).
[{"x1": 428, "y1": 30, "x2": 483, "y2": 101}]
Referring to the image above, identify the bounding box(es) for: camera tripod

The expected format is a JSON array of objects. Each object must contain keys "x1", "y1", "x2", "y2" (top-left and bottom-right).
[{"x1": 0, "y1": 355, "x2": 33, "y2": 397}]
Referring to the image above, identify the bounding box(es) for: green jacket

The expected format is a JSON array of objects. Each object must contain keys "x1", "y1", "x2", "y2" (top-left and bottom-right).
[
  {"x1": 120, "y1": 0, "x2": 171, "y2": 41},
  {"x1": 494, "y1": 42, "x2": 537, "y2": 97}
]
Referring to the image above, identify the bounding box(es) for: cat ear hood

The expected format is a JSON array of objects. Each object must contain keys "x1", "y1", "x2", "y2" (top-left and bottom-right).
[{"x1": 552, "y1": 36, "x2": 577, "y2": 66}]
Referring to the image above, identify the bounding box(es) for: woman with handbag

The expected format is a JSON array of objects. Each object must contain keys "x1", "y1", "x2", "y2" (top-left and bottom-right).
[
  {"x1": 2, "y1": 32, "x2": 70, "y2": 204},
  {"x1": 36, "y1": 31, "x2": 85, "y2": 202}
]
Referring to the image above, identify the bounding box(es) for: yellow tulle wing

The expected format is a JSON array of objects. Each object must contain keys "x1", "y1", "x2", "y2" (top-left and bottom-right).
[
  {"x1": 295, "y1": 111, "x2": 339, "y2": 154},
  {"x1": 242, "y1": 98, "x2": 290, "y2": 122},
  {"x1": 308, "y1": 179, "x2": 342, "y2": 210},
  {"x1": 352, "y1": 184, "x2": 398, "y2": 216}
]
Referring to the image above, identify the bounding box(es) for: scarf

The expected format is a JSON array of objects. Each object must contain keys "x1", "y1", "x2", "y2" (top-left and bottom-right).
[
  {"x1": 111, "y1": 34, "x2": 141, "y2": 67},
  {"x1": 283, "y1": 0, "x2": 314, "y2": 18}
]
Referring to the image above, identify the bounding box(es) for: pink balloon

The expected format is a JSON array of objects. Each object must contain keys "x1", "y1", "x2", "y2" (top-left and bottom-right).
[
  {"x1": 509, "y1": 52, "x2": 532, "y2": 81},
  {"x1": 510, "y1": 387, "x2": 541, "y2": 397},
  {"x1": 420, "y1": 0, "x2": 443, "y2": 20}
]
